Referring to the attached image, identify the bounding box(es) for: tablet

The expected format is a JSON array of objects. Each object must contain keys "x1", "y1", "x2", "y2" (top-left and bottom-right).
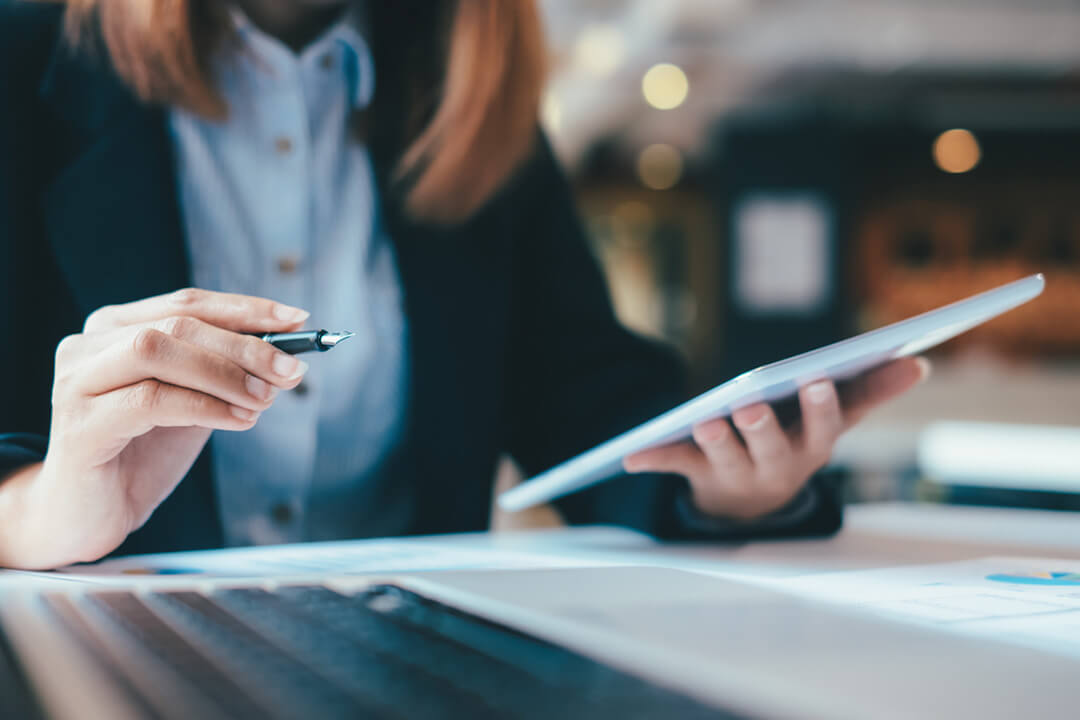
[{"x1": 498, "y1": 273, "x2": 1045, "y2": 512}]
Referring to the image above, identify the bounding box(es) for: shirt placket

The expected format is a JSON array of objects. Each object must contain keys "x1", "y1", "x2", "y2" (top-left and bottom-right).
[{"x1": 240, "y1": 42, "x2": 320, "y2": 545}]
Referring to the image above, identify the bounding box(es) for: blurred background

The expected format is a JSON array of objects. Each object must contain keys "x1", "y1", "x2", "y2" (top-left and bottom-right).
[{"x1": 525, "y1": 0, "x2": 1080, "y2": 515}]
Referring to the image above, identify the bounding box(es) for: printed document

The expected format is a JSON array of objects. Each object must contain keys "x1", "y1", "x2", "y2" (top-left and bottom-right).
[{"x1": 763, "y1": 556, "x2": 1080, "y2": 659}]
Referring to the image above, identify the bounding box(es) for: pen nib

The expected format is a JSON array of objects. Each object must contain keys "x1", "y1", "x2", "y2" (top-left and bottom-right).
[{"x1": 319, "y1": 331, "x2": 356, "y2": 348}]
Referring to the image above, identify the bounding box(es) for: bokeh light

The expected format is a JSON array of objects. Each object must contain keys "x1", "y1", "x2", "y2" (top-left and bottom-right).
[
  {"x1": 933, "y1": 129, "x2": 981, "y2": 174},
  {"x1": 637, "y1": 144, "x2": 683, "y2": 189},
  {"x1": 642, "y1": 63, "x2": 689, "y2": 110},
  {"x1": 574, "y1": 25, "x2": 625, "y2": 77}
]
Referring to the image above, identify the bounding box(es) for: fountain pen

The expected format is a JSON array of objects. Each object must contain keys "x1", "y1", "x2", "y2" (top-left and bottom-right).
[{"x1": 260, "y1": 329, "x2": 355, "y2": 354}]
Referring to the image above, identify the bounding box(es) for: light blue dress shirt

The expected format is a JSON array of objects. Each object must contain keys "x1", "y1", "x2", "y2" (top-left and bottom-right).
[{"x1": 169, "y1": 10, "x2": 411, "y2": 546}]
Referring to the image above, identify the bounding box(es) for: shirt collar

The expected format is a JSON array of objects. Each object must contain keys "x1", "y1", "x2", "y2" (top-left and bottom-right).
[{"x1": 227, "y1": 4, "x2": 374, "y2": 110}]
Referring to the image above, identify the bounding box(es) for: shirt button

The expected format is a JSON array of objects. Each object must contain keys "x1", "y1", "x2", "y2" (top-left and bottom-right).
[
  {"x1": 270, "y1": 502, "x2": 293, "y2": 525},
  {"x1": 319, "y1": 53, "x2": 334, "y2": 70},
  {"x1": 293, "y1": 380, "x2": 310, "y2": 397},
  {"x1": 276, "y1": 255, "x2": 300, "y2": 274},
  {"x1": 274, "y1": 137, "x2": 293, "y2": 155}
]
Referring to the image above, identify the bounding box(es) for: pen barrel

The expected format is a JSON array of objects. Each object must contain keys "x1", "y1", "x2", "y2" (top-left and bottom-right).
[{"x1": 261, "y1": 331, "x2": 325, "y2": 354}]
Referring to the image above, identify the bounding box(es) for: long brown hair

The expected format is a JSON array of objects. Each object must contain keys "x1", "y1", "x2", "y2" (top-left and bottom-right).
[{"x1": 61, "y1": 0, "x2": 546, "y2": 224}]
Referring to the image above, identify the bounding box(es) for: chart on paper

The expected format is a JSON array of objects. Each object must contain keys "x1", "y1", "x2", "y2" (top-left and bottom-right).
[{"x1": 764, "y1": 557, "x2": 1080, "y2": 659}]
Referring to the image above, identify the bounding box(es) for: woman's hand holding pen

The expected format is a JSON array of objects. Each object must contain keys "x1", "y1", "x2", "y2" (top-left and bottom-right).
[
  {"x1": 624, "y1": 356, "x2": 931, "y2": 521},
  {"x1": 0, "y1": 289, "x2": 310, "y2": 569}
]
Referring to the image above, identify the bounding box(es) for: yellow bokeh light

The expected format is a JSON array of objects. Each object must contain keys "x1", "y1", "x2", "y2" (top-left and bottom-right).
[
  {"x1": 642, "y1": 63, "x2": 689, "y2": 110},
  {"x1": 933, "y1": 129, "x2": 981, "y2": 174},
  {"x1": 637, "y1": 144, "x2": 683, "y2": 190},
  {"x1": 574, "y1": 25, "x2": 625, "y2": 77}
]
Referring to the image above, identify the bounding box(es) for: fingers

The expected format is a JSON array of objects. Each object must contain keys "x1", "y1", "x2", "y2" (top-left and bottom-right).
[
  {"x1": 55, "y1": 318, "x2": 308, "y2": 402},
  {"x1": 93, "y1": 380, "x2": 259, "y2": 440},
  {"x1": 626, "y1": 406, "x2": 794, "y2": 485},
  {"x1": 840, "y1": 356, "x2": 931, "y2": 429},
  {"x1": 731, "y1": 403, "x2": 793, "y2": 477},
  {"x1": 623, "y1": 441, "x2": 709, "y2": 479},
  {"x1": 149, "y1": 316, "x2": 308, "y2": 387},
  {"x1": 64, "y1": 328, "x2": 278, "y2": 413},
  {"x1": 622, "y1": 359, "x2": 929, "y2": 522},
  {"x1": 62, "y1": 380, "x2": 259, "y2": 468},
  {"x1": 627, "y1": 408, "x2": 799, "y2": 521},
  {"x1": 84, "y1": 288, "x2": 309, "y2": 334},
  {"x1": 799, "y1": 380, "x2": 844, "y2": 464},
  {"x1": 691, "y1": 418, "x2": 753, "y2": 479},
  {"x1": 85, "y1": 317, "x2": 307, "y2": 385}
]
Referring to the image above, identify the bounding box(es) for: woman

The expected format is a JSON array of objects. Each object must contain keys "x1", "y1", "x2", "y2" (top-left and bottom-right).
[{"x1": 0, "y1": 0, "x2": 926, "y2": 569}]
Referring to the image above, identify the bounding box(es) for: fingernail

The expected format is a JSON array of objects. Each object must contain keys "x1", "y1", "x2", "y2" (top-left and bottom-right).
[
  {"x1": 230, "y1": 405, "x2": 257, "y2": 421},
  {"x1": 274, "y1": 304, "x2": 310, "y2": 323},
  {"x1": 915, "y1": 357, "x2": 932, "y2": 382},
  {"x1": 624, "y1": 456, "x2": 643, "y2": 472},
  {"x1": 736, "y1": 408, "x2": 770, "y2": 431},
  {"x1": 245, "y1": 374, "x2": 273, "y2": 401},
  {"x1": 806, "y1": 381, "x2": 834, "y2": 404},
  {"x1": 694, "y1": 421, "x2": 729, "y2": 444},
  {"x1": 272, "y1": 353, "x2": 301, "y2": 378}
]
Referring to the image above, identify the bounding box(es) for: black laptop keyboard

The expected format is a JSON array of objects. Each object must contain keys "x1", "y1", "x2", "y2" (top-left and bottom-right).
[{"x1": 34, "y1": 584, "x2": 737, "y2": 720}]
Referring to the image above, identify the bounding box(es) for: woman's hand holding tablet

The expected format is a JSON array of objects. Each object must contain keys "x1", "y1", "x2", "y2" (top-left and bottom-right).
[
  {"x1": 624, "y1": 356, "x2": 929, "y2": 519},
  {"x1": 499, "y1": 274, "x2": 1045, "y2": 517}
]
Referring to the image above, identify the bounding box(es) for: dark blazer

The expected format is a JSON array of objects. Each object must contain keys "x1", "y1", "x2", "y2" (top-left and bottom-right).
[{"x1": 0, "y1": 3, "x2": 842, "y2": 557}]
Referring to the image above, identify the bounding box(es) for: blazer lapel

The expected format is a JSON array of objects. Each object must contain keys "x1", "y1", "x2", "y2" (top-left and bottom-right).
[
  {"x1": 37, "y1": 44, "x2": 190, "y2": 317},
  {"x1": 368, "y1": 137, "x2": 484, "y2": 533},
  {"x1": 370, "y1": 130, "x2": 513, "y2": 533}
]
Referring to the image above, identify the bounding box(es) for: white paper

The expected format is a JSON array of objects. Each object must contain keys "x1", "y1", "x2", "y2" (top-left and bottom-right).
[
  {"x1": 760, "y1": 557, "x2": 1080, "y2": 659},
  {"x1": 5, "y1": 538, "x2": 598, "y2": 584}
]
